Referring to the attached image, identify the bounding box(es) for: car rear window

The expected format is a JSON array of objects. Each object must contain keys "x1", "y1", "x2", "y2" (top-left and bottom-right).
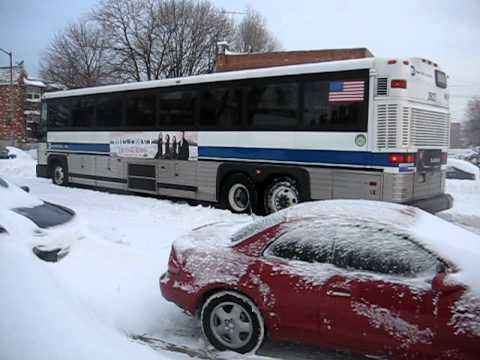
[{"x1": 13, "y1": 202, "x2": 75, "y2": 229}]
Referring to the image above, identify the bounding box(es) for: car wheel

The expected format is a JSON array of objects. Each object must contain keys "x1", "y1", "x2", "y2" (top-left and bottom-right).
[
  {"x1": 221, "y1": 174, "x2": 257, "y2": 214},
  {"x1": 264, "y1": 177, "x2": 300, "y2": 214},
  {"x1": 51, "y1": 161, "x2": 68, "y2": 186},
  {"x1": 201, "y1": 291, "x2": 264, "y2": 354}
]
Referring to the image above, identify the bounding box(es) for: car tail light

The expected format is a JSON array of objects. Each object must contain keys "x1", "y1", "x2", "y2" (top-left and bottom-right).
[
  {"x1": 387, "y1": 59, "x2": 397, "y2": 64},
  {"x1": 168, "y1": 247, "x2": 181, "y2": 274},
  {"x1": 388, "y1": 153, "x2": 415, "y2": 164},
  {"x1": 441, "y1": 152, "x2": 448, "y2": 164},
  {"x1": 391, "y1": 79, "x2": 407, "y2": 89}
]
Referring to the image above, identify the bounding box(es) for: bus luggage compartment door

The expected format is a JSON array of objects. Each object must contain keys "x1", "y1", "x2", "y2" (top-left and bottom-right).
[{"x1": 332, "y1": 171, "x2": 382, "y2": 200}]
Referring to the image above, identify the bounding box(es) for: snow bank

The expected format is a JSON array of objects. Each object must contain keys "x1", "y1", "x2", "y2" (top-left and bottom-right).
[
  {"x1": 0, "y1": 175, "x2": 43, "y2": 209},
  {"x1": 0, "y1": 147, "x2": 37, "y2": 178},
  {"x1": 0, "y1": 235, "x2": 162, "y2": 360},
  {"x1": 448, "y1": 158, "x2": 480, "y2": 179}
]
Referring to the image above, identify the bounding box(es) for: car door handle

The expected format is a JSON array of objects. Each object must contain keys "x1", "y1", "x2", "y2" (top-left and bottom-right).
[{"x1": 326, "y1": 290, "x2": 351, "y2": 297}]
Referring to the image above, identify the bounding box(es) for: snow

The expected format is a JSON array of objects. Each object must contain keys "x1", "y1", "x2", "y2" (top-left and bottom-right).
[
  {"x1": 0, "y1": 175, "x2": 42, "y2": 208},
  {"x1": 447, "y1": 158, "x2": 480, "y2": 179},
  {"x1": 1, "y1": 147, "x2": 480, "y2": 360},
  {"x1": 23, "y1": 77, "x2": 46, "y2": 87},
  {"x1": 351, "y1": 302, "x2": 434, "y2": 348}
]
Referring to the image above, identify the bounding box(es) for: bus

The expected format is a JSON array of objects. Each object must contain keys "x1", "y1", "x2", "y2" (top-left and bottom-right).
[{"x1": 36, "y1": 57, "x2": 453, "y2": 214}]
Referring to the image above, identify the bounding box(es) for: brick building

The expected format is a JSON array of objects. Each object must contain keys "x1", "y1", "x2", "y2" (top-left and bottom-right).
[
  {"x1": 215, "y1": 47, "x2": 374, "y2": 72},
  {"x1": 0, "y1": 64, "x2": 46, "y2": 144}
]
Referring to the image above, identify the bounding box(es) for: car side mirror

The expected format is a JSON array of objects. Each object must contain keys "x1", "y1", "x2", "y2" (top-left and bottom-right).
[
  {"x1": 432, "y1": 273, "x2": 464, "y2": 293},
  {"x1": 20, "y1": 186, "x2": 30, "y2": 193}
]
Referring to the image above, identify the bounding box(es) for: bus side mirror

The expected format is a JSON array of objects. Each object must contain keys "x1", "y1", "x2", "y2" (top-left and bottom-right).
[{"x1": 432, "y1": 273, "x2": 464, "y2": 294}]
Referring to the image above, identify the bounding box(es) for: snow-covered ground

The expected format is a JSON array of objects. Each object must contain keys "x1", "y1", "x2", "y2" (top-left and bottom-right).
[{"x1": 1, "y1": 149, "x2": 479, "y2": 360}]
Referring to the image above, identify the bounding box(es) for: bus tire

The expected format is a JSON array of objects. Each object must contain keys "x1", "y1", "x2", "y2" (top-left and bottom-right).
[
  {"x1": 221, "y1": 174, "x2": 257, "y2": 214},
  {"x1": 264, "y1": 176, "x2": 300, "y2": 214},
  {"x1": 51, "y1": 159, "x2": 68, "y2": 186}
]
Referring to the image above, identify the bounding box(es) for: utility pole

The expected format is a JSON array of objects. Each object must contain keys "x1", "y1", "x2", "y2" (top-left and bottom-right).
[{"x1": 0, "y1": 48, "x2": 14, "y2": 144}]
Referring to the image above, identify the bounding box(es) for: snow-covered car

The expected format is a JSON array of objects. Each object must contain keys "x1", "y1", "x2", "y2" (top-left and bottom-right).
[
  {"x1": 0, "y1": 145, "x2": 16, "y2": 159},
  {"x1": 0, "y1": 176, "x2": 80, "y2": 262},
  {"x1": 160, "y1": 200, "x2": 480, "y2": 359},
  {"x1": 447, "y1": 158, "x2": 479, "y2": 180}
]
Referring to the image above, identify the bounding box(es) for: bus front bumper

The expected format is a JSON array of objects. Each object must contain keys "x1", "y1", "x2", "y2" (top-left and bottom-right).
[{"x1": 407, "y1": 193, "x2": 453, "y2": 214}]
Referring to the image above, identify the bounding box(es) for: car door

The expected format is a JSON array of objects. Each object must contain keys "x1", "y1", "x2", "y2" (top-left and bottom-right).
[
  {"x1": 325, "y1": 225, "x2": 443, "y2": 357},
  {"x1": 261, "y1": 222, "x2": 344, "y2": 347}
]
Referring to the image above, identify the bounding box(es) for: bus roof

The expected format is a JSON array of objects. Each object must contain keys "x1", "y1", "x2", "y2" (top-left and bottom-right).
[{"x1": 43, "y1": 57, "x2": 376, "y2": 100}]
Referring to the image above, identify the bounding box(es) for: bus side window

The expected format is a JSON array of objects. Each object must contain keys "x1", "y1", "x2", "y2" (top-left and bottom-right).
[
  {"x1": 97, "y1": 95, "x2": 123, "y2": 128},
  {"x1": 71, "y1": 97, "x2": 95, "y2": 128},
  {"x1": 199, "y1": 87, "x2": 243, "y2": 129},
  {"x1": 47, "y1": 99, "x2": 71, "y2": 129},
  {"x1": 158, "y1": 91, "x2": 196, "y2": 127},
  {"x1": 126, "y1": 94, "x2": 156, "y2": 128},
  {"x1": 247, "y1": 82, "x2": 299, "y2": 128},
  {"x1": 303, "y1": 79, "x2": 367, "y2": 132}
]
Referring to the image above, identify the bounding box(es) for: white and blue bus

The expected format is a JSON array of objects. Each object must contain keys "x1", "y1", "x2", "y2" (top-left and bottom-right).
[{"x1": 37, "y1": 57, "x2": 452, "y2": 214}]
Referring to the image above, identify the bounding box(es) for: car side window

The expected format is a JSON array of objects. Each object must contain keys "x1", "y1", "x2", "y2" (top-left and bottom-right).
[
  {"x1": 265, "y1": 224, "x2": 334, "y2": 264},
  {"x1": 331, "y1": 224, "x2": 441, "y2": 277}
]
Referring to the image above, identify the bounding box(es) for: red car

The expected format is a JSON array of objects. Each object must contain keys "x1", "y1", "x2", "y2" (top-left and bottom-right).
[{"x1": 160, "y1": 200, "x2": 480, "y2": 359}]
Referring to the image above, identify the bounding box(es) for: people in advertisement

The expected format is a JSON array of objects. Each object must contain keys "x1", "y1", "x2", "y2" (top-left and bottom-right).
[{"x1": 110, "y1": 131, "x2": 197, "y2": 160}]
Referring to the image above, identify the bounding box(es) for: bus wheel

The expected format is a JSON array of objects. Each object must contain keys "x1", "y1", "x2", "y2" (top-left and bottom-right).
[
  {"x1": 222, "y1": 174, "x2": 257, "y2": 214},
  {"x1": 264, "y1": 177, "x2": 300, "y2": 214},
  {"x1": 51, "y1": 161, "x2": 68, "y2": 186}
]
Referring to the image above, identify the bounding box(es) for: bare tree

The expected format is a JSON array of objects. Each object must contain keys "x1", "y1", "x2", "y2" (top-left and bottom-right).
[
  {"x1": 40, "y1": 20, "x2": 113, "y2": 88},
  {"x1": 464, "y1": 97, "x2": 480, "y2": 146},
  {"x1": 232, "y1": 7, "x2": 280, "y2": 53},
  {"x1": 93, "y1": 0, "x2": 234, "y2": 81}
]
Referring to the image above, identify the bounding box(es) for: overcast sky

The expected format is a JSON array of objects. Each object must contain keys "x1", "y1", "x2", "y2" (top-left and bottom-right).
[{"x1": 0, "y1": 0, "x2": 479, "y2": 121}]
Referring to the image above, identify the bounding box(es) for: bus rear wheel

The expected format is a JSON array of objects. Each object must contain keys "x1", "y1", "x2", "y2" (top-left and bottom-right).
[
  {"x1": 221, "y1": 174, "x2": 257, "y2": 214},
  {"x1": 264, "y1": 177, "x2": 300, "y2": 214}
]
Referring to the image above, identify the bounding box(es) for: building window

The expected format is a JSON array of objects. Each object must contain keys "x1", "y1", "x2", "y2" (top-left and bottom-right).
[{"x1": 26, "y1": 86, "x2": 42, "y2": 102}]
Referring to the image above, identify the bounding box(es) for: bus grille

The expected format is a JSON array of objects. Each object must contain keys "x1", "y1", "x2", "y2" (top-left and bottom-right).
[
  {"x1": 376, "y1": 78, "x2": 388, "y2": 96},
  {"x1": 376, "y1": 104, "x2": 398, "y2": 148},
  {"x1": 411, "y1": 108, "x2": 449, "y2": 147}
]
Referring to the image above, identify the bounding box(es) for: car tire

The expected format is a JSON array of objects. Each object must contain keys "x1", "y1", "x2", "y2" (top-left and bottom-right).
[
  {"x1": 264, "y1": 176, "x2": 300, "y2": 214},
  {"x1": 200, "y1": 291, "x2": 264, "y2": 354},
  {"x1": 51, "y1": 161, "x2": 68, "y2": 186},
  {"x1": 221, "y1": 174, "x2": 257, "y2": 214}
]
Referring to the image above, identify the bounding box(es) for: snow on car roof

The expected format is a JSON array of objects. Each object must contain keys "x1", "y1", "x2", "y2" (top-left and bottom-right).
[
  {"x1": 280, "y1": 200, "x2": 480, "y2": 294},
  {"x1": 448, "y1": 158, "x2": 480, "y2": 180}
]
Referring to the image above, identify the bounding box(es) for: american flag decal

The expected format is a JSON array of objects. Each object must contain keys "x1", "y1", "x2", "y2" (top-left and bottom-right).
[{"x1": 328, "y1": 81, "x2": 365, "y2": 102}]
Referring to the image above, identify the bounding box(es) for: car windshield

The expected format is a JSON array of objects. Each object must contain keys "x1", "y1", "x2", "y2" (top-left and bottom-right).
[
  {"x1": 13, "y1": 202, "x2": 75, "y2": 229},
  {"x1": 231, "y1": 211, "x2": 286, "y2": 243}
]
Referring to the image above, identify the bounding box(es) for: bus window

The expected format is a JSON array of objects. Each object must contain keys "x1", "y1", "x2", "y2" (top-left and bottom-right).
[
  {"x1": 97, "y1": 95, "x2": 123, "y2": 128},
  {"x1": 303, "y1": 79, "x2": 367, "y2": 131},
  {"x1": 247, "y1": 82, "x2": 298, "y2": 128},
  {"x1": 71, "y1": 97, "x2": 95, "y2": 128},
  {"x1": 158, "y1": 91, "x2": 196, "y2": 127},
  {"x1": 200, "y1": 87, "x2": 243, "y2": 128},
  {"x1": 126, "y1": 94, "x2": 156, "y2": 127},
  {"x1": 47, "y1": 99, "x2": 70, "y2": 129}
]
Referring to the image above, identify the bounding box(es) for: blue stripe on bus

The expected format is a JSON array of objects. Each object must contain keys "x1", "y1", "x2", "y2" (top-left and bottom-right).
[
  {"x1": 198, "y1": 146, "x2": 395, "y2": 167},
  {"x1": 48, "y1": 143, "x2": 110, "y2": 153}
]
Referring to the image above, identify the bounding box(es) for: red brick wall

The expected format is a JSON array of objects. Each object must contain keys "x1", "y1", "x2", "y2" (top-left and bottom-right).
[
  {"x1": 0, "y1": 84, "x2": 27, "y2": 143},
  {"x1": 216, "y1": 48, "x2": 374, "y2": 72}
]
